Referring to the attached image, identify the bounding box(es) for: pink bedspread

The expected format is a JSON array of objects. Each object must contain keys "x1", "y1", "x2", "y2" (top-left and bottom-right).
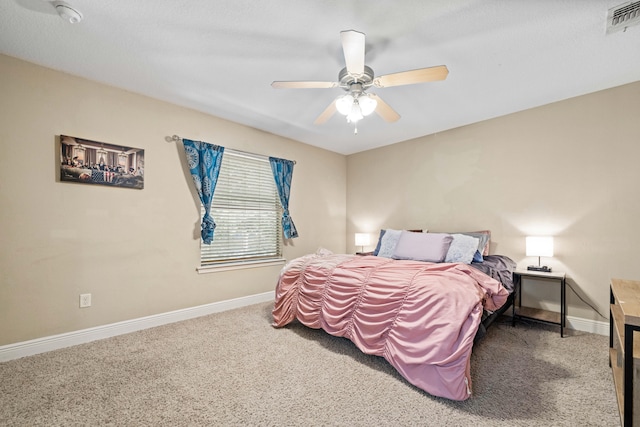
[{"x1": 272, "y1": 253, "x2": 509, "y2": 401}]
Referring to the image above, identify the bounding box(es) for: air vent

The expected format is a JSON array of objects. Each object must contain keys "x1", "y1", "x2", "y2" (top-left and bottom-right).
[{"x1": 607, "y1": 1, "x2": 640, "y2": 34}]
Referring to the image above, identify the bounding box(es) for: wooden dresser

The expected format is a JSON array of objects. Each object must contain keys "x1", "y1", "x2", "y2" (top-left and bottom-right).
[{"x1": 610, "y1": 278, "x2": 640, "y2": 426}]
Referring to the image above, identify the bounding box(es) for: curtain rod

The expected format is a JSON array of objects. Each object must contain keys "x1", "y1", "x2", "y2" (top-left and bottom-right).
[{"x1": 167, "y1": 135, "x2": 296, "y2": 164}]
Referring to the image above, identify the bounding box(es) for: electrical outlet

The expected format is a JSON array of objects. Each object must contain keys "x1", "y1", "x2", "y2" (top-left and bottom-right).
[{"x1": 79, "y1": 293, "x2": 91, "y2": 308}]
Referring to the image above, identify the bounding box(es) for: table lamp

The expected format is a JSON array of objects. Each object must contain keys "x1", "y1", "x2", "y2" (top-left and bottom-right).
[
  {"x1": 355, "y1": 233, "x2": 370, "y2": 254},
  {"x1": 526, "y1": 236, "x2": 553, "y2": 272}
]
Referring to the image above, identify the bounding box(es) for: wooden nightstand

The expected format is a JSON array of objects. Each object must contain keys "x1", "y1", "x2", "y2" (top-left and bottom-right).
[{"x1": 513, "y1": 269, "x2": 566, "y2": 337}]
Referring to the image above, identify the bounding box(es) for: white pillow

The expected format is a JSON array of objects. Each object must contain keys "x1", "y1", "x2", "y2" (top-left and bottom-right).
[
  {"x1": 376, "y1": 229, "x2": 402, "y2": 258},
  {"x1": 445, "y1": 234, "x2": 480, "y2": 264},
  {"x1": 392, "y1": 232, "x2": 453, "y2": 263}
]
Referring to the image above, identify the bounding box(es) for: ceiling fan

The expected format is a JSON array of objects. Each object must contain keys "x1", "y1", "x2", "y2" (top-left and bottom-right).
[{"x1": 271, "y1": 30, "x2": 449, "y2": 131}]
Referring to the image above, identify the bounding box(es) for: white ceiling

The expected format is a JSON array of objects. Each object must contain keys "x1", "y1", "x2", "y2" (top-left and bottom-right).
[{"x1": 1, "y1": 0, "x2": 639, "y2": 155}]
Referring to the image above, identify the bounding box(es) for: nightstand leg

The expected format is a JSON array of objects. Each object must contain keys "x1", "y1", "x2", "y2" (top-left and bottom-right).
[
  {"x1": 624, "y1": 324, "x2": 634, "y2": 426},
  {"x1": 560, "y1": 277, "x2": 565, "y2": 337},
  {"x1": 512, "y1": 279, "x2": 518, "y2": 327}
]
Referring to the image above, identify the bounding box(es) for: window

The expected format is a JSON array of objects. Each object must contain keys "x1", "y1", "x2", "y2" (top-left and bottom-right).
[{"x1": 200, "y1": 150, "x2": 283, "y2": 267}]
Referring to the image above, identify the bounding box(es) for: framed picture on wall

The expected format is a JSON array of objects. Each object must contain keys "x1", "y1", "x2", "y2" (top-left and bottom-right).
[{"x1": 59, "y1": 135, "x2": 144, "y2": 189}]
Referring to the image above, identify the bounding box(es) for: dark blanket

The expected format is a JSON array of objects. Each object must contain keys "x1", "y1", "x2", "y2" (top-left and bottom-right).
[
  {"x1": 471, "y1": 255, "x2": 516, "y2": 293},
  {"x1": 470, "y1": 254, "x2": 516, "y2": 342}
]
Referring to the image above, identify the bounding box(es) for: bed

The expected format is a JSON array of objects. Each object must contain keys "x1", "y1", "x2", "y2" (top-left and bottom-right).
[{"x1": 271, "y1": 230, "x2": 516, "y2": 401}]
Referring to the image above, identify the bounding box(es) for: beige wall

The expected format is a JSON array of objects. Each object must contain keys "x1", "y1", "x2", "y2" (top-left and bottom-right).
[
  {"x1": 0, "y1": 55, "x2": 346, "y2": 346},
  {"x1": 3, "y1": 52, "x2": 638, "y2": 347},
  {"x1": 348, "y1": 81, "x2": 640, "y2": 321}
]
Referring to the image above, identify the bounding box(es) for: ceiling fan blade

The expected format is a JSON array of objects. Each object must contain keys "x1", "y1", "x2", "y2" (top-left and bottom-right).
[
  {"x1": 373, "y1": 65, "x2": 449, "y2": 88},
  {"x1": 272, "y1": 81, "x2": 338, "y2": 89},
  {"x1": 341, "y1": 30, "x2": 365, "y2": 77},
  {"x1": 370, "y1": 94, "x2": 400, "y2": 122},
  {"x1": 314, "y1": 101, "x2": 337, "y2": 125}
]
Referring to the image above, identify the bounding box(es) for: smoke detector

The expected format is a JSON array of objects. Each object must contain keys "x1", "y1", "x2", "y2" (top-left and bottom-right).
[{"x1": 53, "y1": 1, "x2": 83, "y2": 24}]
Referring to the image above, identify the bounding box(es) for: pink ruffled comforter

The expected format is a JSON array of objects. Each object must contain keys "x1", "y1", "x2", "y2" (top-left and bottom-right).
[{"x1": 272, "y1": 253, "x2": 509, "y2": 401}]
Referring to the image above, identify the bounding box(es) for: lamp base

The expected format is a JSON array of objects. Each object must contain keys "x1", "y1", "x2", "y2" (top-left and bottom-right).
[{"x1": 527, "y1": 265, "x2": 552, "y2": 272}]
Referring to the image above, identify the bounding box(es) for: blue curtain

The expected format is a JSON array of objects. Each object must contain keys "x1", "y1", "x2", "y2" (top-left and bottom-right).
[
  {"x1": 183, "y1": 139, "x2": 224, "y2": 244},
  {"x1": 269, "y1": 157, "x2": 299, "y2": 239}
]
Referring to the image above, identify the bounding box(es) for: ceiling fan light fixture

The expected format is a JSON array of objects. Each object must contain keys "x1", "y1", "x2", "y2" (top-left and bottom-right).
[
  {"x1": 359, "y1": 95, "x2": 377, "y2": 116},
  {"x1": 346, "y1": 101, "x2": 364, "y2": 123},
  {"x1": 335, "y1": 94, "x2": 354, "y2": 115}
]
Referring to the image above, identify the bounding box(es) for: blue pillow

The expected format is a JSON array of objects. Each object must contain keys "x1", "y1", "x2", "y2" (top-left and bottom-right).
[{"x1": 373, "y1": 229, "x2": 386, "y2": 256}]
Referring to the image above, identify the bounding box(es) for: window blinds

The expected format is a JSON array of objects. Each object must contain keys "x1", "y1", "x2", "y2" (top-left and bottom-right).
[{"x1": 200, "y1": 150, "x2": 282, "y2": 265}]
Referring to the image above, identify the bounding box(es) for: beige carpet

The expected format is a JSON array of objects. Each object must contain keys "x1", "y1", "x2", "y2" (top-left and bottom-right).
[{"x1": 0, "y1": 302, "x2": 619, "y2": 426}]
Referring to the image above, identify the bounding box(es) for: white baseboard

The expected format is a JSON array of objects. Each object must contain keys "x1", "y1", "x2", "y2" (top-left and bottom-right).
[
  {"x1": 566, "y1": 315, "x2": 609, "y2": 336},
  {"x1": 0, "y1": 291, "x2": 275, "y2": 363}
]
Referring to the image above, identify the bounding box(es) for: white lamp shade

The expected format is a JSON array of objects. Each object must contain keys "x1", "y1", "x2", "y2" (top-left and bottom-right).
[
  {"x1": 336, "y1": 95, "x2": 354, "y2": 115},
  {"x1": 526, "y1": 236, "x2": 554, "y2": 257},
  {"x1": 355, "y1": 233, "x2": 370, "y2": 247},
  {"x1": 358, "y1": 95, "x2": 377, "y2": 116}
]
